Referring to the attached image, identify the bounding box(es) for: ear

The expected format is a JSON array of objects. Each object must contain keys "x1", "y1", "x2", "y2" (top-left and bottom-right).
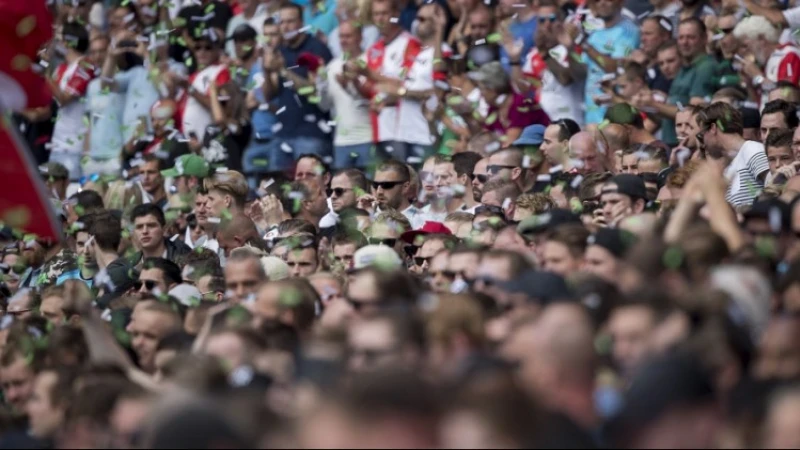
[
  {"x1": 511, "y1": 167, "x2": 523, "y2": 181},
  {"x1": 634, "y1": 198, "x2": 646, "y2": 213}
]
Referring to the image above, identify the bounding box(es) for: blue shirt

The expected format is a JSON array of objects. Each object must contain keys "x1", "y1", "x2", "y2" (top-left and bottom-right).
[
  {"x1": 582, "y1": 18, "x2": 640, "y2": 125},
  {"x1": 248, "y1": 60, "x2": 278, "y2": 141},
  {"x1": 500, "y1": 15, "x2": 538, "y2": 72},
  {"x1": 115, "y1": 61, "x2": 187, "y2": 142},
  {"x1": 305, "y1": 0, "x2": 338, "y2": 35},
  {"x1": 272, "y1": 36, "x2": 333, "y2": 140},
  {"x1": 86, "y1": 79, "x2": 125, "y2": 159}
]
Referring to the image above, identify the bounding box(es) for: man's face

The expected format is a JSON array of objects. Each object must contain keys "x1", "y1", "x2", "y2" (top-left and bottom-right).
[
  {"x1": 27, "y1": 371, "x2": 64, "y2": 439},
  {"x1": 793, "y1": 127, "x2": 800, "y2": 161},
  {"x1": 371, "y1": 0, "x2": 396, "y2": 33},
  {"x1": 332, "y1": 243, "x2": 357, "y2": 273},
  {"x1": 346, "y1": 271, "x2": 384, "y2": 317},
  {"x1": 224, "y1": 259, "x2": 264, "y2": 303},
  {"x1": 675, "y1": 110, "x2": 698, "y2": 148},
  {"x1": 593, "y1": 0, "x2": 622, "y2": 20},
  {"x1": 194, "y1": 39, "x2": 221, "y2": 66},
  {"x1": 367, "y1": 222, "x2": 404, "y2": 256},
  {"x1": 602, "y1": 191, "x2": 635, "y2": 221},
  {"x1": 234, "y1": 38, "x2": 256, "y2": 61},
  {"x1": 416, "y1": 4, "x2": 437, "y2": 40},
  {"x1": 717, "y1": 16, "x2": 740, "y2": 59},
  {"x1": 488, "y1": 153, "x2": 518, "y2": 183},
  {"x1": 428, "y1": 251, "x2": 452, "y2": 293},
  {"x1": 616, "y1": 76, "x2": 641, "y2": 99},
  {"x1": 761, "y1": 112, "x2": 788, "y2": 142},
  {"x1": 541, "y1": 240, "x2": 581, "y2": 277},
  {"x1": 348, "y1": 319, "x2": 401, "y2": 373},
  {"x1": 126, "y1": 310, "x2": 176, "y2": 373},
  {"x1": 134, "y1": 214, "x2": 164, "y2": 252},
  {"x1": 205, "y1": 332, "x2": 248, "y2": 369},
  {"x1": 0, "y1": 357, "x2": 34, "y2": 413},
  {"x1": 139, "y1": 267, "x2": 168, "y2": 295},
  {"x1": 414, "y1": 239, "x2": 446, "y2": 274},
  {"x1": 205, "y1": 189, "x2": 231, "y2": 219},
  {"x1": 640, "y1": 19, "x2": 667, "y2": 56},
  {"x1": 474, "y1": 255, "x2": 513, "y2": 304},
  {"x1": 583, "y1": 245, "x2": 619, "y2": 282},
  {"x1": 571, "y1": 141, "x2": 604, "y2": 175},
  {"x1": 44, "y1": 175, "x2": 68, "y2": 200},
  {"x1": 608, "y1": 305, "x2": 656, "y2": 377},
  {"x1": 468, "y1": 9, "x2": 492, "y2": 40},
  {"x1": 621, "y1": 154, "x2": 639, "y2": 174},
  {"x1": 768, "y1": 146, "x2": 794, "y2": 174},
  {"x1": 286, "y1": 247, "x2": 318, "y2": 278},
  {"x1": 472, "y1": 159, "x2": 489, "y2": 202},
  {"x1": 448, "y1": 252, "x2": 479, "y2": 285},
  {"x1": 7, "y1": 290, "x2": 34, "y2": 320},
  {"x1": 279, "y1": 6, "x2": 303, "y2": 36},
  {"x1": 330, "y1": 174, "x2": 357, "y2": 213},
  {"x1": 338, "y1": 22, "x2": 361, "y2": 53},
  {"x1": 434, "y1": 162, "x2": 459, "y2": 198},
  {"x1": 264, "y1": 23, "x2": 282, "y2": 49},
  {"x1": 139, "y1": 160, "x2": 163, "y2": 195},
  {"x1": 541, "y1": 125, "x2": 564, "y2": 165},
  {"x1": 657, "y1": 47, "x2": 681, "y2": 80},
  {"x1": 87, "y1": 38, "x2": 109, "y2": 67},
  {"x1": 373, "y1": 169, "x2": 408, "y2": 209},
  {"x1": 40, "y1": 295, "x2": 66, "y2": 325},
  {"x1": 295, "y1": 157, "x2": 328, "y2": 192},
  {"x1": 75, "y1": 231, "x2": 96, "y2": 267},
  {"x1": 677, "y1": 23, "x2": 704, "y2": 60}
]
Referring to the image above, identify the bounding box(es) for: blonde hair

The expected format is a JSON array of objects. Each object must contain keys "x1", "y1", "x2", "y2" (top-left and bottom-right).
[
  {"x1": 203, "y1": 170, "x2": 249, "y2": 207},
  {"x1": 515, "y1": 193, "x2": 555, "y2": 215}
]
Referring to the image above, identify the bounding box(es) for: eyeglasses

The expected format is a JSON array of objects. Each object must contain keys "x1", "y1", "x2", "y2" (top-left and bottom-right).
[
  {"x1": 367, "y1": 237, "x2": 397, "y2": 247},
  {"x1": 488, "y1": 165, "x2": 516, "y2": 175},
  {"x1": 372, "y1": 180, "x2": 406, "y2": 190},
  {"x1": 327, "y1": 187, "x2": 352, "y2": 197},
  {"x1": 134, "y1": 280, "x2": 157, "y2": 291},
  {"x1": 538, "y1": 14, "x2": 558, "y2": 23},
  {"x1": 474, "y1": 174, "x2": 489, "y2": 184},
  {"x1": 414, "y1": 256, "x2": 432, "y2": 267}
]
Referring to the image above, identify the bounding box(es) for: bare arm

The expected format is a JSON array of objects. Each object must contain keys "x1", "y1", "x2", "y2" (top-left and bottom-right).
[{"x1": 744, "y1": 0, "x2": 789, "y2": 27}]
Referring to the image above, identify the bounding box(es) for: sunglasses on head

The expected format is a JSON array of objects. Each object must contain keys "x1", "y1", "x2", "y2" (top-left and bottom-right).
[
  {"x1": 327, "y1": 187, "x2": 352, "y2": 197},
  {"x1": 368, "y1": 237, "x2": 397, "y2": 247},
  {"x1": 538, "y1": 14, "x2": 558, "y2": 23},
  {"x1": 134, "y1": 280, "x2": 157, "y2": 291},
  {"x1": 488, "y1": 164, "x2": 516, "y2": 175},
  {"x1": 475, "y1": 204, "x2": 505, "y2": 216},
  {"x1": 372, "y1": 180, "x2": 406, "y2": 190}
]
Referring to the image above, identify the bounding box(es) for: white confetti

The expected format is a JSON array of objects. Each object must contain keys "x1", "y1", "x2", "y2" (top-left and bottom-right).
[{"x1": 280, "y1": 142, "x2": 293, "y2": 153}]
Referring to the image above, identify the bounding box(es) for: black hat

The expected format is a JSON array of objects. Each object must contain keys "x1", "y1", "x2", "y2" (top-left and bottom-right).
[
  {"x1": 587, "y1": 228, "x2": 637, "y2": 258},
  {"x1": 517, "y1": 209, "x2": 582, "y2": 235},
  {"x1": 743, "y1": 198, "x2": 792, "y2": 233},
  {"x1": 496, "y1": 270, "x2": 572, "y2": 303},
  {"x1": 229, "y1": 23, "x2": 257, "y2": 42},
  {"x1": 602, "y1": 174, "x2": 647, "y2": 201}
]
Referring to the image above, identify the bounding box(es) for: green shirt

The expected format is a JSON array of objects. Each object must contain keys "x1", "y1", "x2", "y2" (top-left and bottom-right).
[{"x1": 662, "y1": 54, "x2": 717, "y2": 145}]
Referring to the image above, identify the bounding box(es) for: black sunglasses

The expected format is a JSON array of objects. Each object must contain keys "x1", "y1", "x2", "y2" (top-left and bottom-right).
[
  {"x1": 474, "y1": 174, "x2": 489, "y2": 184},
  {"x1": 475, "y1": 204, "x2": 505, "y2": 216},
  {"x1": 327, "y1": 187, "x2": 352, "y2": 197},
  {"x1": 134, "y1": 280, "x2": 157, "y2": 291},
  {"x1": 368, "y1": 237, "x2": 397, "y2": 247},
  {"x1": 372, "y1": 180, "x2": 406, "y2": 190},
  {"x1": 538, "y1": 14, "x2": 558, "y2": 23},
  {"x1": 414, "y1": 256, "x2": 432, "y2": 267}
]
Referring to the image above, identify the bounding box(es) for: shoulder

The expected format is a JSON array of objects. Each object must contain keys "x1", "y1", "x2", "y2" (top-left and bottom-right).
[{"x1": 741, "y1": 141, "x2": 766, "y2": 158}]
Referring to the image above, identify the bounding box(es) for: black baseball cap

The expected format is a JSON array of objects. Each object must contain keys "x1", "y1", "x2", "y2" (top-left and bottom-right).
[
  {"x1": 229, "y1": 23, "x2": 257, "y2": 42},
  {"x1": 496, "y1": 270, "x2": 572, "y2": 303},
  {"x1": 517, "y1": 209, "x2": 582, "y2": 235},
  {"x1": 743, "y1": 198, "x2": 792, "y2": 233},
  {"x1": 587, "y1": 228, "x2": 637, "y2": 258},
  {"x1": 602, "y1": 174, "x2": 647, "y2": 201}
]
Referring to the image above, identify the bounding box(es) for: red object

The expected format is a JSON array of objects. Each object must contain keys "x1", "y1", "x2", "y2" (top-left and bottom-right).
[
  {"x1": 401, "y1": 221, "x2": 453, "y2": 245},
  {"x1": 297, "y1": 52, "x2": 325, "y2": 74},
  {"x1": 0, "y1": 0, "x2": 60, "y2": 241}
]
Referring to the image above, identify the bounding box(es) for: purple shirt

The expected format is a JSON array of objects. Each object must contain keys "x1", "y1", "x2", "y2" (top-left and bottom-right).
[{"x1": 484, "y1": 93, "x2": 550, "y2": 136}]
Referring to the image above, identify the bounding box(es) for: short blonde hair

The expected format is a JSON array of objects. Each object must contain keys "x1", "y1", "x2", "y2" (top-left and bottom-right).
[
  {"x1": 369, "y1": 210, "x2": 412, "y2": 234},
  {"x1": 203, "y1": 170, "x2": 249, "y2": 207},
  {"x1": 515, "y1": 193, "x2": 555, "y2": 215}
]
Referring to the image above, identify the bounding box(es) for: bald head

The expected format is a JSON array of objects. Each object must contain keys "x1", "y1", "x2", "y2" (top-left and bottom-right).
[
  {"x1": 217, "y1": 215, "x2": 262, "y2": 257},
  {"x1": 569, "y1": 132, "x2": 607, "y2": 175},
  {"x1": 601, "y1": 124, "x2": 630, "y2": 153},
  {"x1": 534, "y1": 303, "x2": 597, "y2": 383}
]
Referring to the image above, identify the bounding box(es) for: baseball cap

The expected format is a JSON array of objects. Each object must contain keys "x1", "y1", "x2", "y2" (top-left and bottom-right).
[
  {"x1": 602, "y1": 174, "x2": 647, "y2": 201},
  {"x1": 229, "y1": 23, "x2": 257, "y2": 42},
  {"x1": 169, "y1": 283, "x2": 203, "y2": 306},
  {"x1": 512, "y1": 124, "x2": 546, "y2": 147},
  {"x1": 161, "y1": 154, "x2": 210, "y2": 178},
  {"x1": 39, "y1": 162, "x2": 69, "y2": 180},
  {"x1": 743, "y1": 198, "x2": 792, "y2": 233},
  {"x1": 350, "y1": 245, "x2": 403, "y2": 272},
  {"x1": 587, "y1": 228, "x2": 637, "y2": 258},
  {"x1": 517, "y1": 209, "x2": 581, "y2": 235},
  {"x1": 400, "y1": 221, "x2": 452, "y2": 245},
  {"x1": 496, "y1": 270, "x2": 572, "y2": 303}
]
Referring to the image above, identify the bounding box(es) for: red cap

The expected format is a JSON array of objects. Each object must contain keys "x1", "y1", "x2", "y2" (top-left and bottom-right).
[{"x1": 400, "y1": 221, "x2": 452, "y2": 245}]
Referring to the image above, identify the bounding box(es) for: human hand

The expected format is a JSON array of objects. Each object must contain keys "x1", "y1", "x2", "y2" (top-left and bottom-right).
[{"x1": 503, "y1": 29, "x2": 525, "y2": 62}]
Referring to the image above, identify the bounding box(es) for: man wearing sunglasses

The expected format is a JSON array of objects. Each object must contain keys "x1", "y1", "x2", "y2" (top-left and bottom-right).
[
  {"x1": 136, "y1": 257, "x2": 182, "y2": 297},
  {"x1": 366, "y1": 211, "x2": 412, "y2": 260},
  {"x1": 471, "y1": 157, "x2": 490, "y2": 204},
  {"x1": 372, "y1": 161, "x2": 418, "y2": 224},
  {"x1": 329, "y1": 169, "x2": 368, "y2": 214}
]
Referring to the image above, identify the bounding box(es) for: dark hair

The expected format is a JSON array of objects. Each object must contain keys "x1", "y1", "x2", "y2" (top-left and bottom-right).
[
  {"x1": 765, "y1": 128, "x2": 794, "y2": 151},
  {"x1": 89, "y1": 211, "x2": 122, "y2": 252},
  {"x1": 297, "y1": 153, "x2": 330, "y2": 177},
  {"x1": 644, "y1": 15, "x2": 673, "y2": 33},
  {"x1": 679, "y1": 17, "x2": 706, "y2": 36},
  {"x1": 69, "y1": 190, "x2": 104, "y2": 215},
  {"x1": 263, "y1": 17, "x2": 277, "y2": 26},
  {"x1": 481, "y1": 250, "x2": 532, "y2": 279},
  {"x1": 335, "y1": 169, "x2": 368, "y2": 193},
  {"x1": 142, "y1": 257, "x2": 183, "y2": 286},
  {"x1": 376, "y1": 159, "x2": 411, "y2": 181},
  {"x1": 699, "y1": 102, "x2": 744, "y2": 135},
  {"x1": 452, "y1": 152, "x2": 482, "y2": 179},
  {"x1": 130, "y1": 203, "x2": 166, "y2": 227},
  {"x1": 280, "y1": 2, "x2": 305, "y2": 20},
  {"x1": 762, "y1": 99, "x2": 800, "y2": 129},
  {"x1": 621, "y1": 61, "x2": 647, "y2": 81},
  {"x1": 142, "y1": 153, "x2": 165, "y2": 170},
  {"x1": 277, "y1": 218, "x2": 317, "y2": 236},
  {"x1": 656, "y1": 40, "x2": 678, "y2": 55},
  {"x1": 156, "y1": 331, "x2": 196, "y2": 353},
  {"x1": 552, "y1": 119, "x2": 581, "y2": 141},
  {"x1": 62, "y1": 21, "x2": 90, "y2": 54}
]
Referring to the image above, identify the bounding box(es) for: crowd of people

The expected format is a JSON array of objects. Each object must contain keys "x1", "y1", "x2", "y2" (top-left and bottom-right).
[{"x1": 5, "y1": 0, "x2": 800, "y2": 447}]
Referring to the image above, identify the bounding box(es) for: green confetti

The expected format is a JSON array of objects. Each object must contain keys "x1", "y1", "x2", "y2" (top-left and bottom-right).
[
  {"x1": 486, "y1": 33, "x2": 502, "y2": 44},
  {"x1": 662, "y1": 247, "x2": 683, "y2": 270},
  {"x1": 298, "y1": 86, "x2": 316, "y2": 95}
]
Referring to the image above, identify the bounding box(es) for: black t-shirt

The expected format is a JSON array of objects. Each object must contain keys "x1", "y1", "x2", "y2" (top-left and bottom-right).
[
  {"x1": 646, "y1": 65, "x2": 671, "y2": 94},
  {"x1": 124, "y1": 133, "x2": 190, "y2": 170},
  {"x1": 201, "y1": 121, "x2": 252, "y2": 172},
  {"x1": 178, "y1": 0, "x2": 233, "y2": 33}
]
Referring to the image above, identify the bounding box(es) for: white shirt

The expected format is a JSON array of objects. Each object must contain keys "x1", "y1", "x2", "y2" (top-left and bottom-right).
[
  {"x1": 52, "y1": 60, "x2": 93, "y2": 154},
  {"x1": 182, "y1": 64, "x2": 230, "y2": 141},
  {"x1": 724, "y1": 140, "x2": 769, "y2": 207},
  {"x1": 522, "y1": 45, "x2": 584, "y2": 126},
  {"x1": 400, "y1": 45, "x2": 450, "y2": 146},
  {"x1": 319, "y1": 56, "x2": 373, "y2": 146},
  {"x1": 784, "y1": 6, "x2": 800, "y2": 30}
]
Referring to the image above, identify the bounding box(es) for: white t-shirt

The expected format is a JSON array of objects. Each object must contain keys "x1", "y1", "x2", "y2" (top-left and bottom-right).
[
  {"x1": 522, "y1": 45, "x2": 584, "y2": 126},
  {"x1": 783, "y1": 6, "x2": 800, "y2": 30},
  {"x1": 724, "y1": 140, "x2": 769, "y2": 207},
  {"x1": 400, "y1": 44, "x2": 451, "y2": 146},
  {"x1": 320, "y1": 56, "x2": 373, "y2": 146},
  {"x1": 181, "y1": 64, "x2": 231, "y2": 141},
  {"x1": 52, "y1": 59, "x2": 95, "y2": 154}
]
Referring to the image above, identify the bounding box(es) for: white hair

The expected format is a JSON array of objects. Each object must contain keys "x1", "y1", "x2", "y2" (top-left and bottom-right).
[
  {"x1": 733, "y1": 15, "x2": 780, "y2": 43},
  {"x1": 709, "y1": 265, "x2": 772, "y2": 340}
]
